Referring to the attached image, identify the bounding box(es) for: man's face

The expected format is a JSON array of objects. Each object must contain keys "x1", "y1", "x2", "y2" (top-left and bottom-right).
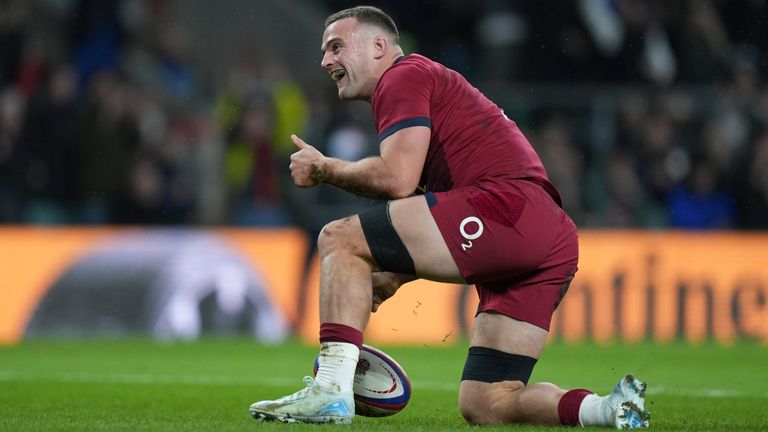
[{"x1": 321, "y1": 18, "x2": 377, "y2": 101}]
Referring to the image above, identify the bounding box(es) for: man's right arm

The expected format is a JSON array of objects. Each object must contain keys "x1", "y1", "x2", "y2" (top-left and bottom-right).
[{"x1": 290, "y1": 126, "x2": 430, "y2": 200}]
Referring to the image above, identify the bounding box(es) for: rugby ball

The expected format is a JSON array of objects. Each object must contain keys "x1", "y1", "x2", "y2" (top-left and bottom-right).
[{"x1": 314, "y1": 344, "x2": 411, "y2": 417}]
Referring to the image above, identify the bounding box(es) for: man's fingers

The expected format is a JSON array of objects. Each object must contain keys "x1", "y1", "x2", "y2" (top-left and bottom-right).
[{"x1": 371, "y1": 295, "x2": 383, "y2": 313}]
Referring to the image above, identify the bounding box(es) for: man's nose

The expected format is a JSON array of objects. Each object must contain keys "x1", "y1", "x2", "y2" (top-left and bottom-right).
[{"x1": 321, "y1": 52, "x2": 333, "y2": 70}]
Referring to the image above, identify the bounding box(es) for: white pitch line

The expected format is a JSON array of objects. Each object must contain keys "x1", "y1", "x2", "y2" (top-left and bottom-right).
[{"x1": 0, "y1": 370, "x2": 766, "y2": 398}]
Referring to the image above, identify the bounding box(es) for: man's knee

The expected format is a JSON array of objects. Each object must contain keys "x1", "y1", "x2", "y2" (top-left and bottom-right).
[
  {"x1": 458, "y1": 392, "x2": 489, "y2": 425},
  {"x1": 459, "y1": 380, "x2": 525, "y2": 425},
  {"x1": 457, "y1": 345, "x2": 539, "y2": 425},
  {"x1": 317, "y1": 216, "x2": 368, "y2": 259},
  {"x1": 317, "y1": 219, "x2": 342, "y2": 255}
]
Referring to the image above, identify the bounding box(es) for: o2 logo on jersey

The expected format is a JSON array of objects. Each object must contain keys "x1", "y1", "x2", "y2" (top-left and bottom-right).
[{"x1": 459, "y1": 216, "x2": 484, "y2": 251}]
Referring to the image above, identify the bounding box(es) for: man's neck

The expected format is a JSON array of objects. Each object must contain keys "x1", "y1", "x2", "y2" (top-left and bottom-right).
[{"x1": 390, "y1": 50, "x2": 405, "y2": 64}]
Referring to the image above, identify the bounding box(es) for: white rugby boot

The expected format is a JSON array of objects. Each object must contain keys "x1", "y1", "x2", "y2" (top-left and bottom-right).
[
  {"x1": 608, "y1": 374, "x2": 650, "y2": 429},
  {"x1": 249, "y1": 376, "x2": 354, "y2": 424}
]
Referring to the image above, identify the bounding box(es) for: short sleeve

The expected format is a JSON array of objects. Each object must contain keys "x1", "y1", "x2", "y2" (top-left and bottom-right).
[{"x1": 372, "y1": 59, "x2": 433, "y2": 142}]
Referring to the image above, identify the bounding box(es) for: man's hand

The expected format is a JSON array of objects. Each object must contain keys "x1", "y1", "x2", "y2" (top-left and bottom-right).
[
  {"x1": 371, "y1": 272, "x2": 400, "y2": 312},
  {"x1": 371, "y1": 272, "x2": 416, "y2": 312},
  {"x1": 289, "y1": 134, "x2": 327, "y2": 188}
]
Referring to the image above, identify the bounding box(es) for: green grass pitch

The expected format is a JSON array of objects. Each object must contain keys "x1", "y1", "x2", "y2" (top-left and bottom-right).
[{"x1": 1, "y1": 339, "x2": 766, "y2": 431}]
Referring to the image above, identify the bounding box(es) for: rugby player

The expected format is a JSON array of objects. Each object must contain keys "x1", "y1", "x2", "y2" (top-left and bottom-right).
[{"x1": 250, "y1": 6, "x2": 650, "y2": 429}]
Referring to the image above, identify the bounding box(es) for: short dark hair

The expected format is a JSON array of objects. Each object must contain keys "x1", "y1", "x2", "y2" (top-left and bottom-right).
[{"x1": 325, "y1": 6, "x2": 399, "y2": 43}]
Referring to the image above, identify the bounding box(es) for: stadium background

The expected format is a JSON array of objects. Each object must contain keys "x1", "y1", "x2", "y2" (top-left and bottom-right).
[
  {"x1": 2, "y1": 1, "x2": 768, "y2": 345},
  {"x1": 2, "y1": 2, "x2": 768, "y2": 431}
]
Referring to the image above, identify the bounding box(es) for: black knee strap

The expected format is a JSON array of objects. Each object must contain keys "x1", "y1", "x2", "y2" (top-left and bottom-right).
[
  {"x1": 461, "y1": 346, "x2": 538, "y2": 384},
  {"x1": 358, "y1": 201, "x2": 416, "y2": 275}
]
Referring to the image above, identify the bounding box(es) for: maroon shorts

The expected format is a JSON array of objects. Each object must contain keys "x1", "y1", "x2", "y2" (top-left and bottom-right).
[{"x1": 427, "y1": 180, "x2": 578, "y2": 331}]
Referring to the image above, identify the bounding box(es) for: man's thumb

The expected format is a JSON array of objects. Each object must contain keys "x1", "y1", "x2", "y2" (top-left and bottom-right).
[{"x1": 291, "y1": 134, "x2": 307, "y2": 149}]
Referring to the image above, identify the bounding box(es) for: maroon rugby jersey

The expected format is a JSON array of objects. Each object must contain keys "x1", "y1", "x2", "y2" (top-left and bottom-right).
[{"x1": 371, "y1": 54, "x2": 562, "y2": 206}]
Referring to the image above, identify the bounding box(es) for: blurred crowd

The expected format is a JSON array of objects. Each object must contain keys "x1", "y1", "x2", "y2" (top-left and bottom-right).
[{"x1": 1, "y1": 0, "x2": 767, "y2": 229}]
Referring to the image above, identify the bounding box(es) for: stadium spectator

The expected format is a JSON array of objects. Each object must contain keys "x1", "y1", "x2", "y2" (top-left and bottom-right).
[
  {"x1": 69, "y1": 0, "x2": 126, "y2": 95},
  {"x1": 585, "y1": 148, "x2": 653, "y2": 228},
  {"x1": 115, "y1": 118, "x2": 200, "y2": 225},
  {"x1": 734, "y1": 129, "x2": 768, "y2": 229},
  {"x1": 530, "y1": 114, "x2": 586, "y2": 225},
  {"x1": 136, "y1": 22, "x2": 209, "y2": 116},
  {"x1": 0, "y1": 0, "x2": 29, "y2": 89},
  {"x1": 17, "y1": 64, "x2": 78, "y2": 223},
  {"x1": 669, "y1": 0, "x2": 730, "y2": 83},
  {"x1": 224, "y1": 87, "x2": 288, "y2": 226},
  {"x1": 212, "y1": 50, "x2": 313, "y2": 227},
  {"x1": 667, "y1": 157, "x2": 735, "y2": 229},
  {"x1": 0, "y1": 87, "x2": 25, "y2": 221},
  {"x1": 248, "y1": 6, "x2": 650, "y2": 428},
  {"x1": 72, "y1": 70, "x2": 138, "y2": 223}
]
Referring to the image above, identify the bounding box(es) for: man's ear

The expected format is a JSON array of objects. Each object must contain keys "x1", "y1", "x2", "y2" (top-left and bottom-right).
[{"x1": 373, "y1": 35, "x2": 388, "y2": 59}]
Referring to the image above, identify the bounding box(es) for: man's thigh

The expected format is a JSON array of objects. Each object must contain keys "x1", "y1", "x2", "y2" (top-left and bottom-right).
[
  {"x1": 424, "y1": 182, "x2": 572, "y2": 283},
  {"x1": 470, "y1": 312, "x2": 549, "y2": 358},
  {"x1": 387, "y1": 195, "x2": 465, "y2": 283}
]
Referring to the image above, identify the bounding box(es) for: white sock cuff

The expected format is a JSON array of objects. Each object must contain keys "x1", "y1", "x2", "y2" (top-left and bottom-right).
[
  {"x1": 578, "y1": 393, "x2": 606, "y2": 427},
  {"x1": 321, "y1": 341, "x2": 360, "y2": 362},
  {"x1": 314, "y1": 342, "x2": 360, "y2": 393}
]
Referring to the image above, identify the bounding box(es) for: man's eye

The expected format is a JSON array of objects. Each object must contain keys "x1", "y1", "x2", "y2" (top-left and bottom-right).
[{"x1": 333, "y1": 44, "x2": 341, "y2": 53}]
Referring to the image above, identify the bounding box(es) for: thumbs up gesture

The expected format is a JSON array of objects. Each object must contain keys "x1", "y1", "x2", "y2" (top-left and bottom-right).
[{"x1": 289, "y1": 134, "x2": 326, "y2": 188}]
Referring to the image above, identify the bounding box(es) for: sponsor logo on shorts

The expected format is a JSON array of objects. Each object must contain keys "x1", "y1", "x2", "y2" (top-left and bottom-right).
[{"x1": 459, "y1": 216, "x2": 484, "y2": 251}]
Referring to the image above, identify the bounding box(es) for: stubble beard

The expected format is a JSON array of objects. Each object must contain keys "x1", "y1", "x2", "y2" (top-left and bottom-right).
[
  {"x1": 338, "y1": 80, "x2": 369, "y2": 102},
  {"x1": 338, "y1": 81, "x2": 355, "y2": 100}
]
